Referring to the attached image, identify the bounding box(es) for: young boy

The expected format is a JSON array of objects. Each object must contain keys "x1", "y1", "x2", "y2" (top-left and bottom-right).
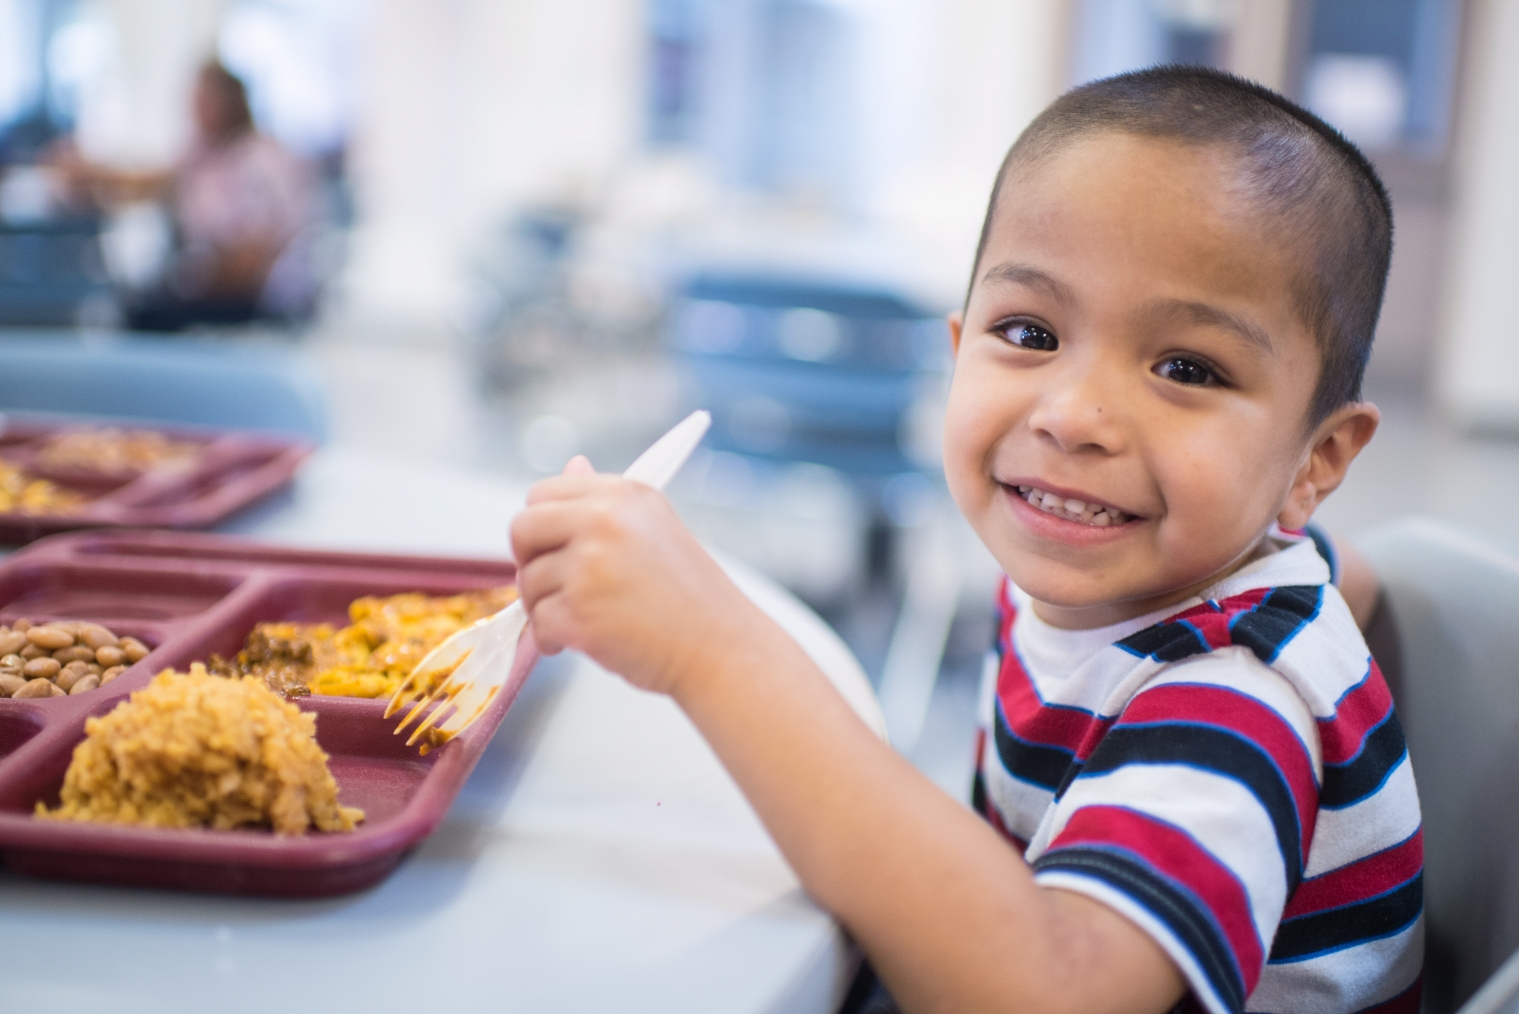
[{"x1": 509, "y1": 67, "x2": 1421, "y2": 1014}]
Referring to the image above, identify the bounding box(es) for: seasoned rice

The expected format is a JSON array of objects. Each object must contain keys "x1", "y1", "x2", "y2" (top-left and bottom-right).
[{"x1": 38, "y1": 663, "x2": 363, "y2": 835}]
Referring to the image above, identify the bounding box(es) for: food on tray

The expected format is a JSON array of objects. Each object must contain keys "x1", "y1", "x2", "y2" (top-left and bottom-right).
[
  {"x1": 211, "y1": 586, "x2": 517, "y2": 699},
  {"x1": 35, "y1": 428, "x2": 200, "y2": 474},
  {"x1": 0, "y1": 460, "x2": 84, "y2": 515},
  {"x1": 37, "y1": 663, "x2": 364, "y2": 835},
  {"x1": 0, "y1": 619, "x2": 146, "y2": 698}
]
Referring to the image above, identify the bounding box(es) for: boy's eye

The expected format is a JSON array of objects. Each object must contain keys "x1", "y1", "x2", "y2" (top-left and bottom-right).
[
  {"x1": 999, "y1": 322, "x2": 1058, "y2": 351},
  {"x1": 1156, "y1": 357, "x2": 1215, "y2": 386}
]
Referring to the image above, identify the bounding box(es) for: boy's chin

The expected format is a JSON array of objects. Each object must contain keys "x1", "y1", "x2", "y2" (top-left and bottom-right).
[
  {"x1": 1009, "y1": 569, "x2": 1131, "y2": 614},
  {"x1": 1009, "y1": 563, "x2": 1197, "y2": 629}
]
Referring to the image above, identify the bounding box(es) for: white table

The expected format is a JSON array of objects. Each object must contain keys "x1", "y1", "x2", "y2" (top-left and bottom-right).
[{"x1": 0, "y1": 448, "x2": 884, "y2": 1014}]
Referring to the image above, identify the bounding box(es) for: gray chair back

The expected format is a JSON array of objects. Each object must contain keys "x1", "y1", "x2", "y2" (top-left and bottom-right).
[{"x1": 1361, "y1": 519, "x2": 1519, "y2": 1013}]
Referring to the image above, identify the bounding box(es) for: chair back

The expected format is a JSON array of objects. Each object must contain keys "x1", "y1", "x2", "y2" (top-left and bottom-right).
[
  {"x1": 1360, "y1": 519, "x2": 1519, "y2": 1013},
  {"x1": 0, "y1": 221, "x2": 111, "y2": 327},
  {"x1": 669, "y1": 275, "x2": 944, "y2": 480}
]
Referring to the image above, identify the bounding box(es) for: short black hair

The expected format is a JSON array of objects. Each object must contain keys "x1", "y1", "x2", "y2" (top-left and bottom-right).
[{"x1": 967, "y1": 65, "x2": 1393, "y2": 427}]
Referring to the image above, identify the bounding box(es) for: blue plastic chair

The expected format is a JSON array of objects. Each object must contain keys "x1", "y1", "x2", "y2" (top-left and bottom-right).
[
  {"x1": 670, "y1": 274, "x2": 945, "y2": 487},
  {"x1": 0, "y1": 330, "x2": 327, "y2": 441},
  {"x1": 0, "y1": 221, "x2": 112, "y2": 327}
]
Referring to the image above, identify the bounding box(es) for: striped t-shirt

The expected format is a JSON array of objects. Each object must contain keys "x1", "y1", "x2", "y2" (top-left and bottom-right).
[{"x1": 973, "y1": 536, "x2": 1423, "y2": 1014}]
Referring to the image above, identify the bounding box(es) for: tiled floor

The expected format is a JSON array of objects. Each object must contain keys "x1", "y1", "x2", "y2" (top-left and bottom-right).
[{"x1": 304, "y1": 327, "x2": 1519, "y2": 803}]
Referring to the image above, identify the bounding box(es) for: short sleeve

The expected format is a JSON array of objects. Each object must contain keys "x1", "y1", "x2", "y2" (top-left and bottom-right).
[{"x1": 1027, "y1": 647, "x2": 1322, "y2": 1014}]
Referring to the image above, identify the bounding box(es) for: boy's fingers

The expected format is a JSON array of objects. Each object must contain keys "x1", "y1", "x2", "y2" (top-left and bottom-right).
[
  {"x1": 526, "y1": 591, "x2": 586, "y2": 656},
  {"x1": 561, "y1": 454, "x2": 595, "y2": 477},
  {"x1": 510, "y1": 500, "x2": 594, "y2": 562},
  {"x1": 515, "y1": 553, "x2": 566, "y2": 614},
  {"x1": 525, "y1": 473, "x2": 618, "y2": 505},
  {"x1": 521, "y1": 590, "x2": 569, "y2": 654}
]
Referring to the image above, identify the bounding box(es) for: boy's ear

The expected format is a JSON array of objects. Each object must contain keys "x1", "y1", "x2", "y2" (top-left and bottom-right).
[
  {"x1": 948, "y1": 310, "x2": 964, "y2": 355},
  {"x1": 1278, "y1": 402, "x2": 1380, "y2": 530}
]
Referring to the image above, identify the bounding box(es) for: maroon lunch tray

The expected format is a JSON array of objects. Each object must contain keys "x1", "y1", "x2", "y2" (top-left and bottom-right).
[
  {"x1": 0, "y1": 529, "x2": 535, "y2": 897},
  {"x1": 0, "y1": 415, "x2": 314, "y2": 545}
]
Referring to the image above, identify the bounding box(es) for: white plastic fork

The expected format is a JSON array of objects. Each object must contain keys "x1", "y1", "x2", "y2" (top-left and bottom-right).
[{"x1": 386, "y1": 410, "x2": 712, "y2": 747}]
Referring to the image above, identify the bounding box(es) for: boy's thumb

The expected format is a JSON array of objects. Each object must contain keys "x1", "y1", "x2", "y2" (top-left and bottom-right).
[{"x1": 562, "y1": 454, "x2": 595, "y2": 477}]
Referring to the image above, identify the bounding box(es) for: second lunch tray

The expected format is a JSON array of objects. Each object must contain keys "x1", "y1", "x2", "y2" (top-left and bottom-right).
[
  {"x1": 0, "y1": 529, "x2": 535, "y2": 897},
  {"x1": 0, "y1": 414, "x2": 314, "y2": 545}
]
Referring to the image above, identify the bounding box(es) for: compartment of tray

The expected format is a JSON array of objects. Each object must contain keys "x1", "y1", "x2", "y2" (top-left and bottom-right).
[
  {"x1": 0, "y1": 709, "x2": 46, "y2": 759},
  {"x1": 138, "y1": 568, "x2": 513, "y2": 670},
  {"x1": 0, "y1": 561, "x2": 242, "y2": 628},
  {"x1": 106, "y1": 437, "x2": 306, "y2": 510},
  {"x1": 8, "y1": 695, "x2": 435, "y2": 829}
]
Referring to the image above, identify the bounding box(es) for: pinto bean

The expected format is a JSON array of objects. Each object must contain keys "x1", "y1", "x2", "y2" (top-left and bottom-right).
[
  {"x1": 18, "y1": 643, "x2": 44, "y2": 660},
  {"x1": 55, "y1": 661, "x2": 90, "y2": 691},
  {"x1": 23, "y1": 657, "x2": 60, "y2": 679},
  {"x1": 119, "y1": 638, "x2": 149, "y2": 663},
  {"x1": 94, "y1": 645, "x2": 125, "y2": 668},
  {"x1": 0, "y1": 673, "x2": 26, "y2": 697},
  {"x1": 78, "y1": 624, "x2": 119, "y2": 650},
  {"x1": 25, "y1": 626, "x2": 74, "y2": 650},
  {"x1": 12, "y1": 618, "x2": 31, "y2": 632},
  {"x1": 12, "y1": 678, "x2": 56, "y2": 699},
  {"x1": 0, "y1": 629, "x2": 26, "y2": 656},
  {"x1": 68, "y1": 675, "x2": 99, "y2": 696},
  {"x1": 100, "y1": 665, "x2": 127, "y2": 686},
  {"x1": 52, "y1": 645, "x2": 95, "y2": 664}
]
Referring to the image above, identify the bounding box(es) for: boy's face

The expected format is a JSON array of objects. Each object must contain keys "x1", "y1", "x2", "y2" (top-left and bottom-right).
[{"x1": 945, "y1": 132, "x2": 1363, "y2": 629}]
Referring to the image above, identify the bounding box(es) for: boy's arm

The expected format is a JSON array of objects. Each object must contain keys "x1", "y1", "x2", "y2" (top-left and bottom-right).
[{"x1": 512, "y1": 470, "x2": 1186, "y2": 1014}]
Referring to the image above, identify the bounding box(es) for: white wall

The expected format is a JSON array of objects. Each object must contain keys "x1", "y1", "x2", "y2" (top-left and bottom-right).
[
  {"x1": 1437, "y1": 0, "x2": 1519, "y2": 429},
  {"x1": 335, "y1": 0, "x2": 645, "y2": 333},
  {"x1": 75, "y1": 0, "x2": 226, "y2": 167},
  {"x1": 866, "y1": 0, "x2": 1069, "y2": 306}
]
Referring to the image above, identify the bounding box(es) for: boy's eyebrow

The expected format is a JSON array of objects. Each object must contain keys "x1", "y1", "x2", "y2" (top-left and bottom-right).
[
  {"x1": 1149, "y1": 299, "x2": 1277, "y2": 357},
  {"x1": 979, "y1": 262, "x2": 1077, "y2": 306}
]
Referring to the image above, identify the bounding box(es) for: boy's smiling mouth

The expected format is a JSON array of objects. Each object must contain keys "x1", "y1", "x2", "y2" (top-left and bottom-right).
[{"x1": 1010, "y1": 484, "x2": 1135, "y2": 527}]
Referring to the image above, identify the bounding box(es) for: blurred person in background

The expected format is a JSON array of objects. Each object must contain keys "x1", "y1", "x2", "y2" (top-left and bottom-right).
[{"x1": 50, "y1": 61, "x2": 314, "y2": 331}]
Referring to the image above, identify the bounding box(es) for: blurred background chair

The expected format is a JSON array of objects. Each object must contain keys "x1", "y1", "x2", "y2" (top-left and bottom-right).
[
  {"x1": 1360, "y1": 518, "x2": 1519, "y2": 1014},
  {"x1": 0, "y1": 332, "x2": 326, "y2": 441},
  {"x1": 0, "y1": 218, "x2": 111, "y2": 327},
  {"x1": 670, "y1": 273, "x2": 946, "y2": 537}
]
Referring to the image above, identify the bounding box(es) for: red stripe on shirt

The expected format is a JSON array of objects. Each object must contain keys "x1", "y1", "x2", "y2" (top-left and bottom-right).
[
  {"x1": 1318, "y1": 663, "x2": 1394, "y2": 766},
  {"x1": 997, "y1": 577, "x2": 1017, "y2": 648},
  {"x1": 1121, "y1": 683, "x2": 1319, "y2": 865},
  {"x1": 1165, "y1": 589, "x2": 1273, "y2": 651},
  {"x1": 1049, "y1": 805, "x2": 1265, "y2": 994},
  {"x1": 996, "y1": 648, "x2": 1112, "y2": 757},
  {"x1": 1284, "y1": 829, "x2": 1423, "y2": 920}
]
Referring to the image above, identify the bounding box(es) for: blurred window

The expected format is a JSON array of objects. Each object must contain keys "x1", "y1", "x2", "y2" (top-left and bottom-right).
[
  {"x1": 0, "y1": 0, "x2": 82, "y2": 165},
  {"x1": 218, "y1": 0, "x2": 364, "y2": 159},
  {"x1": 1300, "y1": 0, "x2": 1461, "y2": 159},
  {"x1": 643, "y1": 0, "x2": 857, "y2": 206},
  {"x1": 649, "y1": 0, "x2": 703, "y2": 145},
  {"x1": 1069, "y1": 0, "x2": 1235, "y2": 85},
  {"x1": 0, "y1": 0, "x2": 43, "y2": 130}
]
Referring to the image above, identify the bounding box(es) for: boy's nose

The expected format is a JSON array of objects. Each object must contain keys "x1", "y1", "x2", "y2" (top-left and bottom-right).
[{"x1": 1025, "y1": 371, "x2": 1124, "y2": 455}]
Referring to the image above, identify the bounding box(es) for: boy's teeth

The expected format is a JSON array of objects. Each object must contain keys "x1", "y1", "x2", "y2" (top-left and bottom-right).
[{"x1": 1015, "y1": 485, "x2": 1130, "y2": 526}]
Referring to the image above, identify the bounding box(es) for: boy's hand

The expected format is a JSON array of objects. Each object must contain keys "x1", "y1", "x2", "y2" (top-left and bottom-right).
[{"x1": 510, "y1": 455, "x2": 753, "y2": 696}]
